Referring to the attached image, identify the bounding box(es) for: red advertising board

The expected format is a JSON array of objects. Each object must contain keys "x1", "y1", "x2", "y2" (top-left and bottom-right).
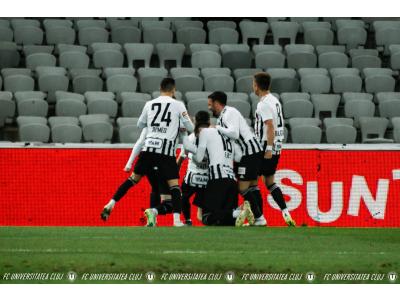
[{"x1": 0, "y1": 148, "x2": 399, "y2": 227}]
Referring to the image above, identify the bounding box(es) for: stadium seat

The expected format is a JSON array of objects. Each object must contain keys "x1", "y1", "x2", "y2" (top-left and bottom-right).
[
  {"x1": 138, "y1": 68, "x2": 168, "y2": 93},
  {"x1": 342, "y1": 92, "x2": 374, "y2": 104},
  {"x1": 43, "y1": 19, "x2": 73, "y2": 28},
  {"x1": 76, "y1": 20, "x2": 106, "y2": 29},
  {"x1": 191, "y1": 50, "x2": 222, "y2": 68},
  {"x1": 117, "y1": 117, "x2": 142, "y2": 143},
  {"x1": 36, "y1": 67, "x2": 69, "y2": 103},
  {"x1": 176, "y1": 27, "x2": 207, "y2": 54},
  {"x1": 220, "y1": 44, "x2": 252, "y2": 69},
  {"x1": 267, "y1": 68, "x2": 300, "y2": 93},
  {"x1": 106, "y1": 74, "x2": 138, "y2": 101},
  {"x1": 375, "y1": 92, "x2": 400, "y2": 104},
  {"x1": 72, "y1": 74, "x2": 103, "y2": 94},
  {"x1": 359, "y1": 117, "x2": 393, "y2": 143},
  {"x1": 336, "y1": 20, "x2": 367, "y2": 50},
  {"x1": 15, "y1": 91, "x2": 48, "y2": 117},
  {"x1": 207, "y1": 20, "x2": 236, "y2": 30},
  {"x1": 91, "y1": 42, "x2": 122, "y2": 52},
  {"x1": 291, "y1": 17, "x2": 319, "y2": 32},
  {"x1": 280, "y1": 92, "x2": 310, "y2": 104},
  {"x1": 57, "y1": 44, "x2": 87, "y2": 54},
  {"x1": 291, "y1": 125, "x2": 322, "y2": 143},
  {"x1": 4, "y1": 74, "x2": 34, "y2": 93},
  {"x1": 303, "y1": 22, "x2": 334, "y2": 47},
  {"x1": 0, "y1": 42, "x2": 20, "y2": 69},
  {"x1": 124, "y1": 43, "x2": 154, "y2": 68},
  {"x1": 288, "y1": 117, "x2": 322, "y2": 128},
  {"x1": 26, "y1": 53, "x2": 56, "y2": 70},
  {"x1": 204, "y1": 74, "x2": 234, "y2": 92},
  {"x1": 311, "y1": 94, "x2": 340, "y2": 118},
  {"x1": 228, "y1": 100, "x2": 251, "y2": 118},
  {"x1": 45, "y1": 26, "x2": 75, "y2": 45},
  {"x1": 142, "y1": 20, "x2": 171, "y2": 30},
  {"x1": 69, "y1": 68, "x2": 103, "y2": 79},
  {"x1": 0, "y1": 26, "x2": 13, "y2": 42},
  {"x1": 11, "y1": 19, "x2": 41, "y2": 29},
  {"x1": 270, "y1": 21, "x2": 299, "y2": 44},
  {"x1": 156, "y1": 43, "x2": 185, "y2": 68},
  {"x1": 318, "y1": 52, "x2": 349, "y2": 69},
  {"x1": 60, "y1": 51, "x2": 90, "y2": 70},
  {"x1": 344, "y1": 99, "x2": 375, "y2": 128},
  {"x1": 239, "y1": 21, "x2": 269, "y2": 45},
  {"x1": 79, "y1": 114, "x2": 113, "y2": 143},
  {"x1": 78, "y1": 27, "x2": 109, "y2": 46},
  {"x1": 201, "y1": 67, "x2": 231, "y2": 79},
  {"x1": 17, "y1": 116, "x2": 50, "y2": 143},
  {"x1": 121, "y1": 98, "x2": 147, "y2": 117},
  {"x1": 330, "y1": 68, "x2": 362, "y2": 93},
  {"x1": 93, "y1": 49, "x2": 124, "y2": 68},
  {"x1": 299, "y1": 68, "x2": 331, "y2": 94},
  {"x1": 392, "y1": 117, "x2": 400, "y2": 142},
  {"x1": 363, "y1": 68, "x2": 395, "y2": 93},
  {"x1": 111, "y1": 26, "x2": 141, "y2": 45},
  {"x1": 14, "y1": 26, "x2": 44, "y2": 45},
  {"x1": 389, "y1": 45, "x2": 400, "y2": 71},
  {"x1": 121, "y1": 92, "x2": 151, "y2": 102},
  {"x1": 379, "y1": 100, "x2": 400, "y2": 120},
  {"x1": 143, "y1": 28, "x2": 173, "y2": 53},
  {"x1": 23, "y1": 45, "x2": 54, "y2": 56},
  {"x1": 285, "y1": 44, "x2": 317, "y2": 69},
  {"x1": 324, "y1": 118, "x2": 357, "y2": 144},
  {"x1": 255, "y1": 51, "x2": 285, "y2": 68},
  {"x1": 235, "y1": 68, "x2": 263, "y2": 94},
  {"x1": 350, "y1": 49, "x2": 381, "y2": 71},
  {"x1": 0, "y1": 92, "x2": 15, "y2": 127},
  {"x1": 187, "y1": 99, "x2": 209, "y2": 117},
  {"x1": 103, "y1": 67, "x2": 135, "y2": 79},
  {"x1": 1, "y1": 68, "x2": 32, "y2": 77},
  {"x1": 55, "y1": 91, "x2": 87, "y2": 117},
  {"x1": 283, "y1": 99, "x2": 313, "y2": 119},
  {"x1": 316, "y1": 45, "x2": 346, "y2": 55},
  {"x1": 171, "y1": 68, "x2": 203, "y2": 93},
  {"x1": 174, "y1": 20, "x2": 203, "y2": 31},
  {"x1": 85, "y1": 91, "x2": 118, "y2": 117},
  {"x1": 374, "y1": 21, "x2": 400, "y2": 54},
  {"x1": 185, "y1": 91, "x2": 213, "y2": 103},
  {"x1": 209, "y1": 28, "x2": 239, "y2": 45},
  {"x1": 48, "y1": 116, "x2": 82, "y2": 143}
]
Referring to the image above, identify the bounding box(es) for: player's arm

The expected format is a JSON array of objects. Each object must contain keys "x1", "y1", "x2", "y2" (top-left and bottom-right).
[
  {"x1": 192, "y1": 130, "x2": 207, "y2": 163},
  {"x1": 178, "y1": 103, "x2": 194, "y2": 133},
  {"x1": 124, "y1": 127, "x2": 147, "y2": 172},
  {"x1": 215, "y1": 110, "x2": 240, "y2": 140},
  {"x1": 137, "y1": 103, "x2": 149, "y2": 129},
  {"x1": 264, "y1": 119, "x2": 274, "y2": 159},
  {"x1": 176, "y1": 129, "x2": 188, "y2": 169},
  {"x1": 233, "y1": 142, "x2": 243, "y2": 163}
]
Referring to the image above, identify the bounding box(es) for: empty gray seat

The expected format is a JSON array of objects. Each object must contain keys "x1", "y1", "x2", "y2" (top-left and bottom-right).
[
  {"x1": 316, "y1": 45, "x2": 346, "y2": 55},
  {"x1": 78, "y1": 27, "x2": 109, "y2": 46},
  {"x1": 76, "y1": 20, "x2": 106, "y2": 29},
  {"x1": 207, "y1": 21, "x2": 236, "y2": 31},
  {"x1": 117, "y1": 117, "x2": 142, "y2": 143},
  {"x1": 121, "y1": 98, "x2": 147, "y2": 117},
  {"x1": 1, "y1": 68, "x2": 31, "y2": 77},
  {"x1": 311, "y1": 94, "x2": 340, "y2": 118},
  {"x1": 103, "y1": 67, "x2": 135, "y2": 78},
  {"x1": 0, "y1": 91, "x2": 15, "y2": 127},
  {"x1": 143, "y1": 28, "x2": 173, "y2": 52},
  {"x1": 85, "y1": 91, "x2": 117, "y2": 117},
  {"x1": 138, "y1": 68, "x2": 168, "y2": 93},
  {"x1": 324, "y1": 117, "x2": 355, "y2": 128},
  {"x1": 106, "y1": 74, "x2": 138, "y2": 101},
  {"x1": 190, "y1": 43, "x2": 220, "y2": 54},
  {"x1": 0, "y1": 42, "x2": 20, "y2": 68},
  {"x1": 4, "y1": 74, "x2": 34, "y2": 92},
  {"x1": 79, "y1": 114, "x2": 113, "y2": 143},
  {"x1": 285, "y1": 44, "x2": 317, "y2": 69},
  {"x1": 173, "y1": 73, "x2": 203, "y2": 93},
  {"x1": 220, "y1": 44, "x2": 252, "y2": 69},
  {"x1": 288, "y1": 117, "x2": 321, "y2": 128},
  {"x1": 17, "y1": 116, "x2": 50, "y2": 143},
  {"x1": 69, "y1": 68, "x2": 102, "y2": 79},
  {"x1": 176, "y1": 28, "x2": 207, "y2": 54},
  {"x1": 330, "y1": 68, "x2": 362, "y2": 93},
  {"x1": 374, "y1": 22, "x2": 400, "y2": 54},
  {"x1": 156, "y1": 43, "x2": 185, "y2": 68},
  {"x1": 15, "y1": 91, "x2": 48, "y2": 117},
  {"x1": 359, "y1": 117, "x2": 393, "y2": 143},
  {"x1": 191, "y1": 50, "x2": 222, "y2": 68},
  {"x1": 48, "y1": 116, "x2": 82, "y2": 143},
  {"x1": 342, "y1": 92, "x2": 373, "y2": 104},
  {"x1": 300, "y1": 74, "x2": 331, "y2": 94},
  {"x1": 37, "y1": 67, "x2": 69, "y2": 103},
  {"x1": 324, "y1": 118, "x2": 357, "y2": 144},
  {"x1": 26, "y1": 53, "x2": 56, "y2": 70},
  {"x1": 375, "y1": 92, "x2": 400, "y2": 104},
  {"x1": 209, "y1": 28, "x2": 239, "y2": 45},
  {"x1": 93, "y1": 49, "x2": 124, "y2": 68},
  {"x1": 291, "y1": 125, "x2": 322, "y2": 143},
  {"x1": 379, "y1": 100, "x2": 400, "y2": 120},
  {"x1": 267, "y1": 68, "x2": 299, "y2": 93},
  {"x1": 186, "y1": 91, "x2": 213, "y2": 103},
  {"x1": 121, "y1": 92, "x2": 151, "y2": 102},
  {"x1": 0, "y1": 26, "x2": 13, "y2": 42},
  {"x1": 23, "y1": 45, "x2": 54, "y2": 56},
  {"x1": 73, "y1": 75, "x2": 103, "y2": 94},
  {"x1": 55, "y1": 91, "x2": 87, "y2": 117},
  {"x1": 141, "y1": 20, "x2": 171, "y2": 30},
  {"x1": 174, "y1": 20, "x2": 203, "y2": 30},
  {"x1": 59, "y1": 51, "x2": 90, "y2": 69},
  {"x1": 228, "y1": 100, "x2": 251, "y2": 118},
  {"x1": 303, "y1": 22, "x2": 334, "y2": 47},
  {"x1": 204, "y1": 74, "x2": 234, "y2": 92},
  {"x1": 233, "y1": 68, "x2": 262, "y2": 79},
  {"x1": 389, "y1": 45, "x2": 400, "y2": 70},
  {"x1": 280, "y1": 92, "x2": 310, "y2": 104},
  {"x1": 337, "y1": 21, "x2": 367, "y2": 50},
  {"x1": 255, "y1": 51, "x2": 285, "y2": 68},
  {"x1": 283, "y1": 99, "x2": 313, "y2": 119},
  {"x1": 187, "y1": 99, "x2": 209, "y2": 117},
  {"x1": 239, "y1": 21, "x2": 269, "y2": 44},
  {"x1": 124, "y1": 43, "x2": 154, "y2": 68},
  {"x1": 270, "y1": 21, "x2": 299, "y2": 44},
  {"x1": 14, "y1": 26, "x2": 43, "y2": 45},
  {"x1": 364, "y1": 68, "x2": 395, "y2": 93},
  {"x1": 344, "y1": 99, "x2": 375, "y2": 128},
  {"x1": 352, "y1": 55, "x2": 381, "y2": 71},
  {"x1": 57, "y1": 44, "x2": 87, "y2": 54},
  {"x1": 46, "y1": 26, "x2": 75, "y2": 45},
  {"x1": 318, "y1": 52, "x2": 349, "y2": 69},
  {"x1": 111, "y1": 26, "x2": 141, "y2": 45},
  {"x1": 392, "y1": 117, "x2": 400, "y2": 142}
]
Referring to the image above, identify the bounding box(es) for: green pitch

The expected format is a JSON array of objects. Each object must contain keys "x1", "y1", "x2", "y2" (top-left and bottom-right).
[{"x1": 0, "y1": 226, "x2": 399, "y2": 284}]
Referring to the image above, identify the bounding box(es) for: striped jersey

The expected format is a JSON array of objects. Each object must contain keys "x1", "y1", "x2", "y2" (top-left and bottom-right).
[
  {"x1": 183, "y1": 133, "x2": 209, "y2": 188},
  {"x1": 216, "y1": 106, "x2": 262, "y2": 157},
  {"x1": 197, "y1": 128, "x2": 241, "y2": 180},
  {"x1": 137, "y1": 96, "x2": 193, "y2": 157},
  {"x1": 254, "y1": 93, "x2": 285, "y2": 155}
]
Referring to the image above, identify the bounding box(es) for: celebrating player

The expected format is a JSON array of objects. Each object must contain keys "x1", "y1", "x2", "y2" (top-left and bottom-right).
[
  {"x1": 183, "y1": 111, "x2": 254, "y2": 227},
  {"x1": 208, "y1": 91, "x2": 267, "y2": 226},
  {"x1": 253, "y1": 72, "x2": 296, "y2": 226},
  {"x1": 102, "y1": 78, "x2": 194, "y2": 227}
]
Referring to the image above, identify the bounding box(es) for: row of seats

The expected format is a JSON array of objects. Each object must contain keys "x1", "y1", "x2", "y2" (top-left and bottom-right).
[
  {"x1": 1, "y1": 18, "x2": 400, "y2": 52},
  {"x1": 15, "y1": 115, "x2": 400, "y2": 144},
  {"x1": 2, "y1": 42, "x2": 400, "y2": 71}
]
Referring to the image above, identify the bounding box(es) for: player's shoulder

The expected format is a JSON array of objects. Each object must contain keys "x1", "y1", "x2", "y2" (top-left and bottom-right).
[{"x1": 226, "y1": 105, "x2": 240, "y2": 115}]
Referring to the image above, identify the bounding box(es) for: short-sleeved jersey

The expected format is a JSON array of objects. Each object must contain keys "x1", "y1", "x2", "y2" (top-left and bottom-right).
[
  {"x1": 217, "y1": 106, "x2": 262, "y2": 156},
  {"x1": 254, "y1": 93, "x2": 285, "y2": 154},
  {"x1": 198, "y1": 128, "x2": 240, "y2": 180},
  {"x1": 137, "y1": 96, "x2": 192, "y2": 156},
  {"x1": 183, "y1": 133, "x2": 209, "y2": 187}
]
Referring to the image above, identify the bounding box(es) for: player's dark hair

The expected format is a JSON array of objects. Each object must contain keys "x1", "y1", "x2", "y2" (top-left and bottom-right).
[
  {"x1": 160, "y1": 77, "x2": 176, "y2": 92},
  {"x1": 208, "y1": 91, "x2": 227, "y2": 106},
  {"x1": 254, "y1": 72, "x2": 271, "y2": 91},
  {"x1": 194, "y1": 110, "x2": 210, "y2": 135}
]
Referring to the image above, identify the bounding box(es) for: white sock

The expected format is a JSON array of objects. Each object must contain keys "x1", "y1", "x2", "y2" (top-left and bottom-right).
[
  {"x1": 151, "y1": 208, "x2": 158, "y2": 216},
  {"x1": 232, "y1": 208, "x2": 241, "y2": 218},
  {"x1": 173, "y1": 213, "x2": 181, "y2": 223},
  {"x1": 106, "y1": 199, "x2": 116, "y2": 209},
  {"x1": 282, "y1": 208, "x2": 290, "y2": 216}
]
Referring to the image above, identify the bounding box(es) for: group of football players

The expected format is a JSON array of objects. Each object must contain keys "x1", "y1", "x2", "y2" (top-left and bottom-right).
[{"x1": 100, "y1": 72, "x2": 296, "y2": 227}]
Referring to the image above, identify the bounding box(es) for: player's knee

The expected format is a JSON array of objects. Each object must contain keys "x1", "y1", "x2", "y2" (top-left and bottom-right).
[
  {"x1": 128, "y1": 173, "x2": 141, "y2": 185},
  {"x1": 169, "y1": 185, "x2": 182, "y2": 199}
]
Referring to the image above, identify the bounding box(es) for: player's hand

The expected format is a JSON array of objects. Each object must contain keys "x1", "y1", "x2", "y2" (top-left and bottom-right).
[{"x1": 264, "y1": 150, "x2": 272, "y2": 159}]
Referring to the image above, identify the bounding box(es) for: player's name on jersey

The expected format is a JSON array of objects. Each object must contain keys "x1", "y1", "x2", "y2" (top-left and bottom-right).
[{"x1": 151, "y1": 126, "x2": 167, "y2": 133}]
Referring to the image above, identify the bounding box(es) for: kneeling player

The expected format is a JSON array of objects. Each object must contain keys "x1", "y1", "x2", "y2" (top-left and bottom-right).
[{"x1": 183, "y1": 111, "x2": 254, "y2": 226}]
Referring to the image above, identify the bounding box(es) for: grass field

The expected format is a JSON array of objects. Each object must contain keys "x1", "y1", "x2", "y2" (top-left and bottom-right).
[{"x1": 0, "y1": 226, "x2": 399, "y2": 284}]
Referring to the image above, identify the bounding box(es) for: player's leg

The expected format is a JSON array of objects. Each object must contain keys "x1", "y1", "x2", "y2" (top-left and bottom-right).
[
  {"x1": 101, "y1": 173, "x2": 142, "y2": 221},
  {"x1": 248, "y1": 178, "x2": 267, "y2": 226},
  {"x1": 144, "y1": 173, "x2": 171, "y2": 227},
  {"x1": 181, "y1": 182, "x2": 196, "y2": 225}
]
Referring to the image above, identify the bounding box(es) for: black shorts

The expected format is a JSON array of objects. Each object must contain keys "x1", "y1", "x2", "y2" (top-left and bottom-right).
[
  {"x1": 237, "y1": 152, "x2": 263, "y2": 181},
  {"x1": 204, "y1": 178, "x2": 238, "y2": 213},
  {"x1": 182, "y1": 182, "x2": 206, "y2": 208},
  {"x1": 147, "y1": 169, "x2": 170, "y2": 195},
  {"x1": 259, "y1": 155, "x2": 280, "y2": 177},
  {"x1": 133, "y1": 151, "x2": 179, "y2": 181}
]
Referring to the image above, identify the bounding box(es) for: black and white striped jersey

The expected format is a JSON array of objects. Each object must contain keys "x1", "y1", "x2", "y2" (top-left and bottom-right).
[
  {"x1": 254, "y1": 93, "x2": 285, "y2": 155},
  {"x1": 216, "y1": 106, "x2": 262, "y2": 157},
  {"x1": 196, "y1": 128, "x2": 242, "y2": 181},
  {"x1": 182, "y1": 133, "x2": 209, "y2": 188},
  {"x1": 137, "y1": 96, "x2": 194, "y2": 157}
]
